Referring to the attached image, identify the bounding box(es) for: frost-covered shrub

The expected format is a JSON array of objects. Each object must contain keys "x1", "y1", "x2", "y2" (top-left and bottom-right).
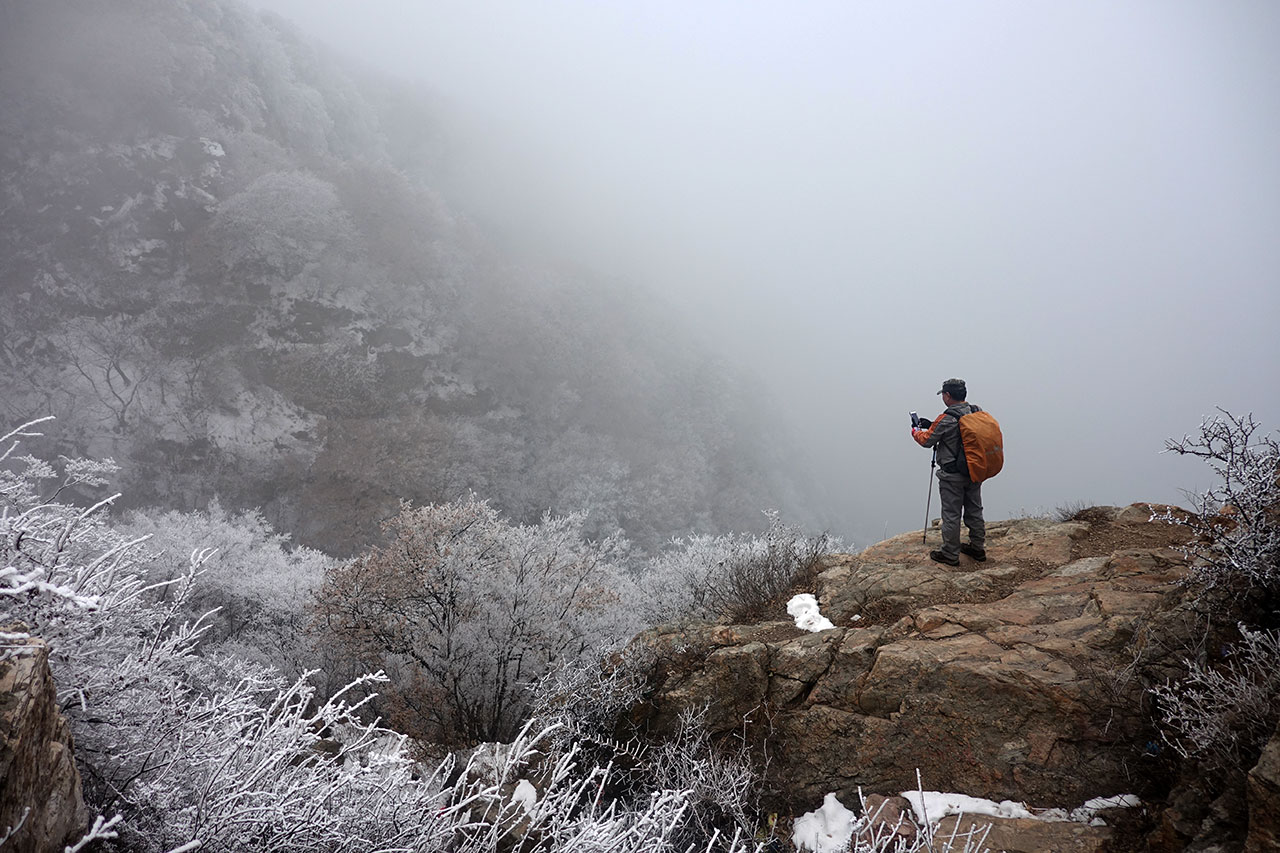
[
  {"x1": 1153, "y1": 410, "x2": 1280, "y2": 598},
  {"x1": 207, "y1": 170, "x2": 356, "y2": 278},
  {"x1": 1153, "y1": 624, "x2": 1280, "y2": 774},
  {"x1": 314, "y1": 497, "x2": 642, "y2": 746},
  {"x1": 1148, "y1": 412, "x2": 1280, "y2": 803},
  {"x1": 531, "y1": 652, "x2": 761, "y2": 850},
  {"x1": 642, "y1": 512, "x2": 837, "y2": 624},
  {"x1": 1, "y1": 420, "x2": 114, "y2": 651},
  {"x1": 3, "y1": 420, "x2": 767, "y2": 853},
  {"x1": 116, "y1": 501, "x2": 334, "y2": 679}
]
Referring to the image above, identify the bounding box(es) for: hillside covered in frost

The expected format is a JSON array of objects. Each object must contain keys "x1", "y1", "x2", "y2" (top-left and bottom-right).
[{"x1": 0, "y1": 0, "x2": 821, "y2": 555}]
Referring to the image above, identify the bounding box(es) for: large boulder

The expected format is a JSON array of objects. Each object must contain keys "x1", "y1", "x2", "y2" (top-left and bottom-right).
[
  {"x1": 0, "y1": 637, "x2": 89, "y2": 853},
  {"x1": 637, "y1": 505, "x2": 1197, "y2": 814}
]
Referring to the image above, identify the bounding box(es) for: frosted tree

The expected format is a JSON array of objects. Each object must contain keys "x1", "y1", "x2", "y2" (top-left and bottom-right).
[
  {"x1": 115, "y1": 501, "x2": 334, "y2": 679},
  {"x1": 53, "y1": 315, "x2": 162, "y2": 435},
  {"x1": 207, "y1": 170, "x2": 356, "y2": 280},
  {"x1": 314, "y1": 497, "x2": 641, "y2": 745},
  {"x1": 0, "y1": 417, "x2": 123, "y2": 654}
]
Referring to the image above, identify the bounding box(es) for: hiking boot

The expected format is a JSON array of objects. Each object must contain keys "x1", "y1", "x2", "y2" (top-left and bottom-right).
[
  {"x1": 960, "y1": 543, "x2": 987, "y2": 562},
  {"x1": 929, "y1": 550, "x2": 959, "y2": 566}
]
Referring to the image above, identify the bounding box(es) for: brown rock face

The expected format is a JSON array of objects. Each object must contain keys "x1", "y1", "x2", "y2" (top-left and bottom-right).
[
  {"x1": 638, "y1": 505, "x2": 1197, "y2": 813},
  {"x1": 1246, "y1": 724, "x2": 1280, "y2": 853},
  {"x1": 0, "y1": 639, "x2": 89, "y2": 853}
]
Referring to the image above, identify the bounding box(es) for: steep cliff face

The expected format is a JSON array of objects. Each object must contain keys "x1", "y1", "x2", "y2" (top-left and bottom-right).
[
  {"x1": 0, "y1": 638, "x2": 89, "y2": 853},
  {"x1": 636, "y1": 505, "x2": 1199, "y2": 815}
]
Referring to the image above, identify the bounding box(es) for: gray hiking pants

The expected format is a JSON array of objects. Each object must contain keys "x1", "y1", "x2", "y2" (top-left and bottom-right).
[{"x1": 938, "y1": 474, "x2": 985, "y2": 559}]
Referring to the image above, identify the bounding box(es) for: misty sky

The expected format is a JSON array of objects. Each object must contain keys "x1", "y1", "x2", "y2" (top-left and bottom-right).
[{"x1": 248, "y1": 0, "x2": 1279, "y2": 544}]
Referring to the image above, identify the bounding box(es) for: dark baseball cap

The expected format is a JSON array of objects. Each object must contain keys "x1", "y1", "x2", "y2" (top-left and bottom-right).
[{"x1": 937, "y1": 378, "x2": 966, "y2": 395}]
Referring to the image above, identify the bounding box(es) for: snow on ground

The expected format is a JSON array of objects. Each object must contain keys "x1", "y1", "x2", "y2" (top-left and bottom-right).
[
  {"x1": 900, "y1": 790, "x2": 1142, "y2": 827},
  {"x1": 511, "y1": 779, "x2": 538, "y2": 815},
  {"x1": 902, "y1": 791, "x2": 1035, "y2": 824},
  {"x1": 793, "y1": 786, "x2": 1143, "y2": 851},
  {"x1": 787, "y1": 593, "x2": 836, "y2": 632},
  {"x1": 1035, "y1": 794, "x2": 1145, "y2": 826},
  {"x1": 792, "y1": 792, "x2": 856, "y2": 853}
]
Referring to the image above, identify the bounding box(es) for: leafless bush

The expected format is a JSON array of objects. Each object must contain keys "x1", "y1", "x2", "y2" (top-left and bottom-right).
[
  {"x1": 1147, "y1": 411, "x2": 1280, "y2": 804},
  {"x1": 531, "y1": 652, "x2": 761, "y2": 850},
  {"x1": 1153, "y1": 624, "x2": 1280, "y2": 774},
  {"x1": 1153, "y1": 409, "x2": 1280, "y2": 598},
  {"x1": 643, "y1": 513, "x2": 838, "y2": 624},
  {"x1": 314, "y1": 497, "x2": 638, "y2": 746},
  {"x1": 1052, "y1": 500, "x2": 1090, "y2": 522}
]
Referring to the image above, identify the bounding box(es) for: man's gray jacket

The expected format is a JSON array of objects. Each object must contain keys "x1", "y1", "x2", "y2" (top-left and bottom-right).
[{"x1": 913, "y1": 402, "x2": 983, "y2": 480}]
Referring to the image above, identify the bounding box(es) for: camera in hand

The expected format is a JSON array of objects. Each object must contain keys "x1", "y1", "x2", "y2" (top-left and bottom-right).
[{"x1": 910, "y1": 411, "x2": 919, "y2": 428}]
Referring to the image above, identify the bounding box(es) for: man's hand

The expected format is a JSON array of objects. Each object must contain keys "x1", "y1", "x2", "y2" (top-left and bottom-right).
[{"x1": 918, "y1": 417, "x2": 932, "y2": 429}]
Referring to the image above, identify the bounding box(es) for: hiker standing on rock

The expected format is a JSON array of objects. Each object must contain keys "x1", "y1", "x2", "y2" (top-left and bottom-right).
[{"x1": 911, "y1": 378, "x2": 1002, "y2": 566}]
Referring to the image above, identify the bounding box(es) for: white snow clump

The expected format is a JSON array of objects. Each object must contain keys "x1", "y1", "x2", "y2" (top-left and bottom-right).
[
  {"x1": 787, "y1": 593, "x2": 834, "y2": 632},
  {"x1": 511, "y1": 779, "x2": 538, "y2": 815},
  {"x1": 901, "y1": 790, "x2": 1035, "y2": 824},
  {"x1": 792, "y1": 792, "x2": 855, "y2": 853},
  {"x1": 1039, "y1": 793, "x2": 1144, "y2": 826}
]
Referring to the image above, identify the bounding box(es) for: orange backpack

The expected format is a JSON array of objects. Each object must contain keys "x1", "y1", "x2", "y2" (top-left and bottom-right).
[{"x1": 955, "y1": 410, "x2": 1004, "y2": 482}]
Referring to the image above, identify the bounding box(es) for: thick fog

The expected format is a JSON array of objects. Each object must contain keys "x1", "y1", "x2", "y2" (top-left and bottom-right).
[{"x1": 249, "y1": 0, "x2": 1280, "y2": 545}]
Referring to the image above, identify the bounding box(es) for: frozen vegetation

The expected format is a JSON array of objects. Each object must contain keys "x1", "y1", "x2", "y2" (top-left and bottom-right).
[
  {"x1": 0, "y1": 0, "x2": 823, "y2": 558},
  {"x1": 0, "y1": 420, "x2": 769, "y2": 852},
  {"x1": 0, "y1": 418, "x2": 997, "y2": 852},
  {"x1": 4, "y1": 411, "x2": 1280, "y2": 851}
]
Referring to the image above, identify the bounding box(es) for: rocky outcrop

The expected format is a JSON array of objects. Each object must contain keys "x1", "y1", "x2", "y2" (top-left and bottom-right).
[
  {"x1": 0, "y1": 638, "x2": 89, "y2": 853},
  {"x1": 1246, "y1": 723, "x2": 1280, "y2": 853},
  {"x1": 637, "y1": 505, "x2": 1198, "y2": 815}
]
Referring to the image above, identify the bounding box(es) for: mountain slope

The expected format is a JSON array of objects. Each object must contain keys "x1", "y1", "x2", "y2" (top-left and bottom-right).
[{"x1": 0, "y1": 0, "x2": 820, "y2": 553}]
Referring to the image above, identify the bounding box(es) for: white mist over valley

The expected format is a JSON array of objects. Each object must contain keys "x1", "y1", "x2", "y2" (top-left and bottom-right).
[{"x1": 3, "y1": 2, "x2": 1279, "y2": 852}]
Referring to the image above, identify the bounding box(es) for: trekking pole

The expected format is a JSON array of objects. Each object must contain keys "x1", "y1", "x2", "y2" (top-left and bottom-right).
[{"x1": 922, "y1": 448, "x2": 936, "y2": 544}]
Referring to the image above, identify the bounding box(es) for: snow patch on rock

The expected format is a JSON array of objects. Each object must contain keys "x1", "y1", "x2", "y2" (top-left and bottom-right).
[
  {"x1": 787, "y1": 593, "x2": 835, "y2": 632},
  {"x1": 902, "y1": 789, "x2": 1142, "y2": 827},
  {"x1": 902, "y1": 790, "x2": 1035, "y2": 824},
  {"x1": 792, "y1": 792, "x2": 854, "y2": 852}
]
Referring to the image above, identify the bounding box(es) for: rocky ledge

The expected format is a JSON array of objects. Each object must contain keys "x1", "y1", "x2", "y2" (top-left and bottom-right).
[{"x1": 637, "y1": 504, "x2": 1199, "y2": 823}]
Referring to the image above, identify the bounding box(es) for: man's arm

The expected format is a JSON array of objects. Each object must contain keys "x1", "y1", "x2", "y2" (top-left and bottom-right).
[{"x1": 912, "y1": 412, "x2": 955, "y2": 448}]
